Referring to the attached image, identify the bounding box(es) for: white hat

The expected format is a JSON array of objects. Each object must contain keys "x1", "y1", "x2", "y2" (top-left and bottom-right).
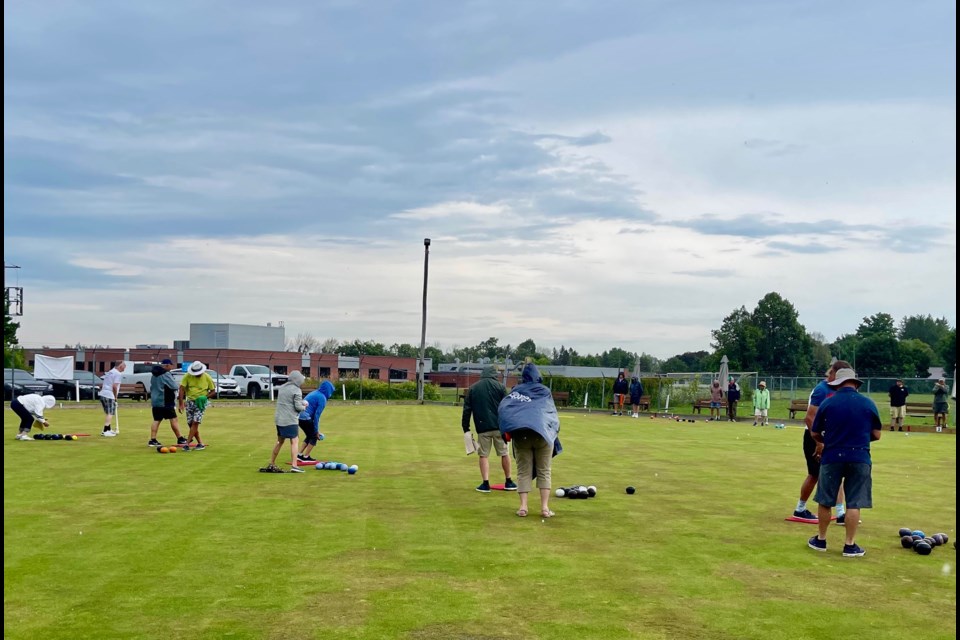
[
  {"x1": 758, "y1": 381, "x2": 766, "y2": 387},
  {"x1": 828, "y1": 368, "x2": 862, "y2": 387},
  {"x1": 43, "y1": 395, "x2": 56, "y2": 409},
  {"x1": 188, "y1": 361, "x2": 207, "y2": 376}
]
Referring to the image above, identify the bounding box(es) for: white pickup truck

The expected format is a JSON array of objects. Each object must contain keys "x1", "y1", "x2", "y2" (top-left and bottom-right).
[{"x1": 227, "y1": 364, "x2": 289, "y2": 399}]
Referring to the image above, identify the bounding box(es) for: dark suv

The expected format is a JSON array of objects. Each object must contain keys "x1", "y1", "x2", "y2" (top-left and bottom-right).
[
  {"x1": 44, "y1": 370, "x2": 104, "y2": 400},
  {"x1": 3, "y1": 369, "x2": 54, "y2": 400}
]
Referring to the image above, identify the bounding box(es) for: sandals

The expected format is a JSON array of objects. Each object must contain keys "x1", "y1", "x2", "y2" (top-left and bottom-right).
[
  {"x1": 541, "y1": 509, "x2": 555, "y2": 518},
  {"x1": 516, "y1": 509, "x2": 528, "y2": 517},
  {"x1": 258, "y1": 464, "x2": 285, "y2": 474}
]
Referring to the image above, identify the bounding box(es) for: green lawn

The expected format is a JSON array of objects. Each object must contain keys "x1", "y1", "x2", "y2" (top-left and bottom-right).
[{"x1": 4, "y1": 403, "x2": 956, "y2": 639}]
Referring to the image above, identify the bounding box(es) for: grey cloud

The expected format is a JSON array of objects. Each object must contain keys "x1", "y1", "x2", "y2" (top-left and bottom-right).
[{"x1": 672, "y1": 269, "x2": 738, "y2": 278}]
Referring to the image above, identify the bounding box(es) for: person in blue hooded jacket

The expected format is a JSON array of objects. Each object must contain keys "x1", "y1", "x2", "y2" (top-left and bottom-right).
[
  {"x1": 297, "y1": 380, "x2": 336, "y2": 463},
  {"x1": 498, "y1": 363, "x2": 562, "y2": 518}
]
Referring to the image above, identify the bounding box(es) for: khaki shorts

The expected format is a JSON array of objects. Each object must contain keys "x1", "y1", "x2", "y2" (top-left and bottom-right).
[
  {"x1": 511, "y1": 430, "x2": 553, "y2": 493},
  {"x1": 889, "y1": 405, "x2": 906, "y2": 419},
  {"x1": 477, "y1": 431, "x2": 508, "y2": 457}
]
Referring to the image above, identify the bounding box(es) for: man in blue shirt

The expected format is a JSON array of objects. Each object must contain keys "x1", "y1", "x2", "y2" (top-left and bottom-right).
[{"x1": 807, "y1": 368, "x2": 882, "y2": 557}]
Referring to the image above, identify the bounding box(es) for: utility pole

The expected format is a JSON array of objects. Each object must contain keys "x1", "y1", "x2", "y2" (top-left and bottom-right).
[{"x1": 417, "y1": 238, "x2": 431, "y2": 403}]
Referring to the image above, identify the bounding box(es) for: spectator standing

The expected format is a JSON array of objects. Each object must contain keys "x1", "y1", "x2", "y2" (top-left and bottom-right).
[
  {"x1": 726, "y1": 377, "x2": 741, "y2": 422},
  {"x1": 887, "y1": 379, "x2": 910, "y2": 432},
  {"x1": 147, "y1": 359, "x2": 187, "y2": 448},
  {"x1": 178, "y1": 361, "x2": 216, "y2": 450},
  {"x1": 753, "y1": 381, "x2": 770, "y2": 426},
  {"x1": 98, "y1": 361, "x2": 125, "y2": 437},
  {"x1": 11, "y1": 393, "x2": 56, "y2": 440},
  {"x1": 807, "y1": 368, "x2": 881, "y2": 557},
  {"x1": 611, "y1": 371, "x2": 629, "y2": 416},
  {"x1": 499, "y1": 363, "x2": 562, "y2": 518},
  {"x1": 932, "y1": 378, "x2": 949, "y2": 430},
  {"x1": 708, "y1": 380, "x2": 724, "y2": 421},
  {"x1": 629, "y1": 376, "x2": 644, "y2": 418},
  {"x1": 462, "y1": 366, "x2": 516, "y2": 492}
]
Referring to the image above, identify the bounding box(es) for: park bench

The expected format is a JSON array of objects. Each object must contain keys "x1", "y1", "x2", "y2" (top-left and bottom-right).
[
  {"x1": 117, "y1": 383, "x2": 147, "y2": 401},
  {"x1": 789, "y1": 399, "x2": 809, "y2": 419},
  {"x1": 608, "y1": 395, "x2": 651, "y2": 412},
  {"x1": 905, "y1": 402, "x2": 936, "y2": 418},
  {"x1": 551, "y1": 391, "x2": 570, "y2": 407},
  {"x1": 692, "y1": 398, "x2": 727, "y2": 414}
]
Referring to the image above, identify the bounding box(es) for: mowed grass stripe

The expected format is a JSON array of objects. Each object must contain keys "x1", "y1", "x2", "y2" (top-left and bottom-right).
[{"x1": 4, "y1": 404, "x2": 956, "y2": 640}]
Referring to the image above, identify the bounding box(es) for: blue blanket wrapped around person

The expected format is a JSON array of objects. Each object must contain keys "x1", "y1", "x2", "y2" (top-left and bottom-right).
[{"x1": 498, "y1": 363, "x2": 562, "y2": 457}]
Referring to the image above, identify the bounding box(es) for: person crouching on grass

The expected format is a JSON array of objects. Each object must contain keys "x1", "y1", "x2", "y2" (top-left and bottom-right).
[
  {"x1": 178, "y1": 361, "x2": 216, "y2": 450},
  {"x1": 264, "y1": 371, "x2": 307, "y2": 473},
  {"x1": 298, "y1": 380, "x2": 336, "y2": 463},
  {"x1": 12, "y1": 393, "x2": 57, "y2": 440}
]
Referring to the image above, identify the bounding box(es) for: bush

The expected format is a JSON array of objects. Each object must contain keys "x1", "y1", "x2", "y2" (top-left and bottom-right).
[{"x1": 337, "y1": 379, "x2": 441, "y2": 401}]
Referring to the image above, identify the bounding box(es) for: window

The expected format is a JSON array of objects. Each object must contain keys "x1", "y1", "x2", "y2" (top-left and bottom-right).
[
  {"x1": 76, "y1": 362, "x2": 85, "y2": 371},
  {"x1": 28, "y1": 360, "x2": 34, "y2": 367},
  {"x1": 338, "y1": 368, "x2": 356, "y2": 379},
  {"x1": 389, "y1": 368, "x2": 408, "y2": 380},
  {"x1": 368, "y1": 369, "x2": 380, "y2": 380},
  {"x1": 301, "y1": 366, "x2": 310, "y2": 376},
  {"x1": 99, "y1": 362, "x2": 106, "y2": 372},
  {"x1": 319, "y1": 367, "x2": 331, "y2": 378},
  {"x1": 274, "y1": 365, "x2": 288, "y2": 375}
]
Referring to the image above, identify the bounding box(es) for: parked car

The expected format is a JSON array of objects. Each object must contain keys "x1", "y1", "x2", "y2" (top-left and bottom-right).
[
  {"x1": 170, "y1": 368, "x2": 242, "y2": 397},
  {"x1": 3, "y1": 369, "x2": 54, "y2": 400},
  {"x1": 44, "y1": 370, "x2": 104, "y2": 401}
]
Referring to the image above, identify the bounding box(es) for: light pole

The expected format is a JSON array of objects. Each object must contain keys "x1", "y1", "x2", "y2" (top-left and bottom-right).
[{"x1": 417, "y1": 238, "x2": 431, "y2": 403}]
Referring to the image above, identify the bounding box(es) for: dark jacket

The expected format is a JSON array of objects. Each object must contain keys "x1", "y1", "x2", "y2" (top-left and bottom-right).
[
  {"x1": 462, "y1": 366, "x2": 507, "y2": 434},
  {"x1": 150, "y1": 365, "x2": 178, "y2": 408},
  {"x1": 727, "y1": 382, "x2": 741, "y2": 403},
  {"x1": 612, "y1": 375, "x2": 629, "y2": 395},
  {"x1": 888, "y1": 383, "x2": 909, "y2": 407},
  {"x1": 498, "y1": 363, "x2": 562, "y2": 456},
  {"x1": 629, "y1": 378, "x2": 644, "y2": 404}
]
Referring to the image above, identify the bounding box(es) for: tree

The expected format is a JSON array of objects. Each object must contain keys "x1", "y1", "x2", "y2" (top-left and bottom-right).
[
  {"x1": 898, "y1": 339, "x2": 936, "y2": 378},
  {"x1": 855, "y1": 334, "x2": 900, "y2": 377},
  {"x1": 514, "y1": 339, "x2": 539, "y2": 362},
  {"x1": 856, "y1": 313, "x2": 897, "y2": 341},
  {"x1": 937, "y1": 329, "x2": 956, "y2": 377},
  {"x1": 389, "y1": 343, "x2": 420, "y2": 358},
  {"x1": 338, "y1": 340, "x2": 387, "y2": 357},
  {"x1": 424, "y1": 346, "x2": 445, "y2": 371},
  {"x1": 711, "y1": 306, "x2": 761, "y2": 371},
  {"x1": 750, "y1": 293, "x2": 812, "y2": 374},
  {"x1": 832, "y1": 334, "x2": 860, "y2": 368},
  {"x1": 635, "y1": 353, "x2": 660, "y2": 373},
  {"x1": 661, "y1": 356, "x2": 689, "y2": 372},
  {"x1": 4, "y1": 297, "x2": 22, "y2": 368},
  {"x1": 319, "y1": 338, "x2": 340, "y2": 354},
  {"x1": 898, "y1": 315, "x2": 952, "y2": 358},
  {"x1": 808, "y1": 332, "x2": 833, "y2": 376},
  {"x1": 287, "y1": 332, "x2": 320, "y2": 353}
]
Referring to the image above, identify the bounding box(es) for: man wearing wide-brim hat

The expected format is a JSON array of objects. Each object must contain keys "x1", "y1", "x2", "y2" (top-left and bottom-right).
[
  {"x1": 807, "y1": 368, "x2": 882, "y2": 558},
  {"x1": 178, "y1": 361, "x2": 216, "y2": 450}
]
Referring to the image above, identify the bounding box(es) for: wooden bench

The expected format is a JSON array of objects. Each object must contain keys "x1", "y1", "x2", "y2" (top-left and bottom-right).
[
  {"x1": 117, "y1": 383, "x2": 147, "y2": 401},
  {"x1": 608, "y1": 395, "x2": 651, "y2": 412},
  {"x1": 789, "y1": 399, "x2": 809, "y2": 419},
  {"x1": 692, "y1": 398, "x2": 727, "y2": 414},
  {"x1": 552, "y1": 391, "x2": 570, "y2": 407},
  {"x1": 905, "y1": 402, "x2": 936, "y2": 418}
]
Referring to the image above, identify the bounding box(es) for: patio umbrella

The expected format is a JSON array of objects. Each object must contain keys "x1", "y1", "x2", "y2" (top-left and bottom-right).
[{"x1": 718, "y1": 355, "x2": 729, "y2": 388}]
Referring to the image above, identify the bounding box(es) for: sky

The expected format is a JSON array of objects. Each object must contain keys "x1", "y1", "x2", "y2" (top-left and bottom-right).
[{"x1": 4, "y1": 0, "x2": 956, "y2": 359}]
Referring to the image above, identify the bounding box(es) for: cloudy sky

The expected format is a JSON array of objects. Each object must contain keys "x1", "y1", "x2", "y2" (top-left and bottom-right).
[{"x1": 4, "y1": 0, "x2": 956, "y2": 359}]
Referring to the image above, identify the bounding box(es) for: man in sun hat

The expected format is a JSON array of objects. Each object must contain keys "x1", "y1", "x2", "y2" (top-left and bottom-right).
[
  {"x1": 806, "y1": 367, "x2": 881, "y2": 558},
  {"x1": 752, "y1": 380, "x2": 770, "y2": 426},
  {"x1": 179, "y1": 360, "x2": 216, "y2": 450}
]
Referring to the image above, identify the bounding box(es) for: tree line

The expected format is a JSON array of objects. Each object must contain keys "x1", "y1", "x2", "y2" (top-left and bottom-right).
[{"x1": 285, "y1": 292, "x2": 955, "y2": 378}]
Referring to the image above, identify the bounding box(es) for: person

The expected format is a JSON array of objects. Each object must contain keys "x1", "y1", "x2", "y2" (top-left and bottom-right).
[
  {"x1": 933, "y1": 378, "x2": 949, "y2": 430},
  {"x1": 11, "y1": 393, "x2": 56, "y2": 440},
  {"x1": 752, "y1": 381, "x2": 770, "y2": 426},
  {"x1": 708, "y1": 379, "x2": 724, "y2": 421},
  {"x1": 726, "y1": 377, "x2": 741, "y2": 422},
  {"x1": 147, "y1": 359, "x2": 187, "y2": 448},
  {"x1": 264, "y1": 370, "x2": 308, "y2": 473},
  {"x1": 98, "y1": 361, "x2": 125, "y2": 437},
  {"x1": 887, "y1": 379, "x2": 910, "y2": 432},
  {"x1": 498, "y1": 362, "x2": 562, "y2": 518},
  {"x1": 791, "y1": 360, "x2": 850, "y2": 524},
  {"x1": 178, "y1": 361, "x2": 216, "y2": 450},
  {"x1": 629, "y1": 375, "x2": 644, "y2": 418},
  {"x1": 611, "y1": 371, "x2": 628, "y2": 416},
  {"x1": 462, "y1": 365, "x2": 516, "y2": 492},
  {"x1": 298, "y1": 380, "x2": 336, "y2": 462},
  {"x1": 807, "y1": 367, "x2": 881, "y2": 557}
]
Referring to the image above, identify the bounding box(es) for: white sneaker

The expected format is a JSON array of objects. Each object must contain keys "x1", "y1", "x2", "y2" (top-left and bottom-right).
[
  {"x1": 15, "y1": 433, "x2": 33, "y2": 441},
  {"x1": 101, "y1": 431, "x2": 117, "y2": 437}
]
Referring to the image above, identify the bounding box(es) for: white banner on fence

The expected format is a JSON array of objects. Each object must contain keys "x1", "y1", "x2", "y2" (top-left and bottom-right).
[{"x1": 34, "y1": 355, "x2": 74, "y2": 380}]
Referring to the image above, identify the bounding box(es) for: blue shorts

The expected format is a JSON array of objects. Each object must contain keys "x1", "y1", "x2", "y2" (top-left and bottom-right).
[
  {"x1": 710, "y1": 401, "x2": 721, "y2": 409},
  {"x1": 815, "y1": 462, "x2": 872, "y2": 509},
  {"x1": 276, "y1": 424, "x2": 298, "y2": 440}
]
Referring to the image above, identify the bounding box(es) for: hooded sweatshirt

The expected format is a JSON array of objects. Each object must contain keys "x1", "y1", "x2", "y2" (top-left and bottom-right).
[
  {"x1": 150, "y1": 365, "x2": 179, "y2": 408},
  {"x1": 462, "y1": 365, "x2": 507, "y2": 434},
  {"x1": 299, "y1": 380, "x2": 336, "y2": 432},
  {"x1": 629, "y1": 377, "x2": 644, "y2": 404},
  {"x1": 498, "y1": 363, "x2": 562, "y2": 457},
  {"x1": 275, "y1": 371, "x2": 307, "y2": 426}
]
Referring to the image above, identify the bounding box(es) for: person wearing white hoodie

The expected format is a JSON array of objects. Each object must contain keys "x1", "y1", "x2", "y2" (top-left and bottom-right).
[{"x1": 11, "y1": 393, "x2": 56, "y2": 440}]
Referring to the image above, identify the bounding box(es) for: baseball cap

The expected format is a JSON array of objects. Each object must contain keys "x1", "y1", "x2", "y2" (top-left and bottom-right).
[{"x1": 160, "y1": 358, "x2": 174, "y2": 365}]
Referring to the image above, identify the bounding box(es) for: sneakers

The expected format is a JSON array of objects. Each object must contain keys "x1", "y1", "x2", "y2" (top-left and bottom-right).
[
  {"x1": 193, "y1": 444, "x2": 206, "y2": 450},
  {"x1": 101, "y1": 431, "x2": 117, "y2": 437},
  {"x1": 842, "y1": 543, "x2": 866, "y2": 557},
  {"x1": 302, "y1": 455, "x2": 316, "y2": 462},
  {"x1": 836, "y1": 514, "x2": 862, "y2": 525},
  {"x1": 15, "y1": 433, "x2": 33, "y2": 441},
  {"x1": 792, "y1": 509, "x2": 818, "y2": 522},
  {"x1": 504, "y1": 479, "x2": 518, "y2": 491},
  {"x1": 476, "y1": 481, "x2": 492, "y2": 493},
  {"x1": 176, "y1": 437, "x2": 188, "y2": 446},
  {"x1": 289, "y1": 466, "x2": 305, "y2": 473},
  {"x1": 807, "y1": 536, "x2": 827, "y2": 552},
  {"x1": 147, "y1": 439, "x2": 162, "y2": 447}
]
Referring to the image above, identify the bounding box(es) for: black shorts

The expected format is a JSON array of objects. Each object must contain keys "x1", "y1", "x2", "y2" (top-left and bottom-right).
[
  {"x1": 276, "y1": 424, "x2": 298, "y2": 439},
  {"x1": 152, "y1": 407, "x2": 177, "y2": 421},
  {"x1": 816, "y1": 462, "x2": 872, "y2": 509},
  {"x1": 803, "y1": 429, "x2": 820, "y2": 477},
  {"x1": 299, "y1": 418, "x2": 318, "y2": 439}
]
